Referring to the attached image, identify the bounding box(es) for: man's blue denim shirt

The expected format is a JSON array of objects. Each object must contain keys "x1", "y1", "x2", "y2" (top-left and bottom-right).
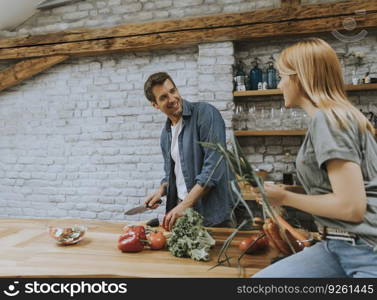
[{"x1": 160, "y1": 99, "x2": 235, "y2": 226}]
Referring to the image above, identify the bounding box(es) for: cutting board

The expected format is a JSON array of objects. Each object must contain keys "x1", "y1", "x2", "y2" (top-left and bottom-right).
[{"x1": 0, "y1": 218, "x2": 279, "y2": 278}]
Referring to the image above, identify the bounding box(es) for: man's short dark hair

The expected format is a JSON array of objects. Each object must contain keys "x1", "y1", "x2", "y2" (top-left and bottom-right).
[{"x1": 144, "y1": 72, "x2": 176, "y2": 102}]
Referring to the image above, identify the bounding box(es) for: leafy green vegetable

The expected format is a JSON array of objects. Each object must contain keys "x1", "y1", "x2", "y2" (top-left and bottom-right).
[{"x1": 167, "y1": 208, "x2": 215, "y2": 261}]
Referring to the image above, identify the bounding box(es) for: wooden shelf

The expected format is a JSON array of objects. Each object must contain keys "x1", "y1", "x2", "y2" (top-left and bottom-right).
[
  {"x1": 346, "y1": 83, "x2": 377, "y2": 91},
  {"x1": 235, "y1": 130, "x2": 307, "y2": 136},
  {"x1": 234, "y1": 89, "x2": 282, "y2": 97},
  {"x1": 233, "y1": 83, "x2": 377, "y2": 97}
]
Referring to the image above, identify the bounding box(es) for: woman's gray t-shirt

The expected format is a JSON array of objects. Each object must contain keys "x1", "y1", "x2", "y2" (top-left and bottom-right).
[{"x1": 296, "y1": 110, "x2": 377, "y2": 249}]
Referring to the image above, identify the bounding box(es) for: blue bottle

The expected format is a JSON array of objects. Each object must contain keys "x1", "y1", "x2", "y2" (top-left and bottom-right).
[
  {"x1": 267, "y1": 55, "x2": 277, "y2": 89},
  {"x1": 249, "y1": 57, "x2": 262, "y2": 90}
]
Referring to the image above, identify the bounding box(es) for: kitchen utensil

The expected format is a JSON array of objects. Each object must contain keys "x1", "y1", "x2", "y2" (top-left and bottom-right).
[{"x1": 124, "y1": 199, "x2": 162, "y2": 215}]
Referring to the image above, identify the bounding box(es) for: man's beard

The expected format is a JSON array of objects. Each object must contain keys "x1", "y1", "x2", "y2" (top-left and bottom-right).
[
  {"x1": 172, "y1": 109, "x2": 182, "y2": 118},
  {"x1": 171, "y1": 98, "x2": 183, "y2": 117}
]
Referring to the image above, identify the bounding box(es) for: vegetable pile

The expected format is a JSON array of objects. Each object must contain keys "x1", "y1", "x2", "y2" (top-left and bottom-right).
[
  {"x1": 118, "y1": 225, "x2": 166, "y2": 253},
  {"x1": 167, "y1": 208, "x2": 215, "y2": 261}
]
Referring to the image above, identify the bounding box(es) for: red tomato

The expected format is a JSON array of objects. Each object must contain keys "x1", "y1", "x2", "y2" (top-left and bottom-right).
[
  {"x1": 239, "y1": 236, "x2": 269, "y2": 254},
  {"x1": 148, "y1": 232, "x2": 166, "y2": 250}
]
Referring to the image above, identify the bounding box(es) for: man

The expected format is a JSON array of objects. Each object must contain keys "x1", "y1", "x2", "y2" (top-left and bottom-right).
[{"x1": 143, "y1": 72, "x2": 235, "y2": 230}]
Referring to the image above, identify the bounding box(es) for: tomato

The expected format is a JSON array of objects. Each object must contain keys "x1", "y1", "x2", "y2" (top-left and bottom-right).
[
  {"x1": 148, "y1": 232, "x2": 166, "y2": 250},
  {"x1": 239, "y1": 236, "x2": 269, "y2": 254}
]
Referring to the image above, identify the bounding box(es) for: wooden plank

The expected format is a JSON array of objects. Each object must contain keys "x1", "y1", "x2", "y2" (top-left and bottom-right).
[
  {"x1": 0, "y1": 55, "x2": 68, "y2": 91},
  {"x1": 1, "y1": 10, "x2": 377, "y2": 60},
  {"x1": 346, "y1": 83, "x2": 377, "y2": 91},
  {"x1": 1, "y1": 1, "x2": 377, "y2": 49},
  {"x1": 234, "y1": 84, "x2": 377, "y2": 98},
  {"x1": 0, "y1": 0, "x2": 377, "y2": 59},
  {"x1": 234, "y1": 89, "x2": 283, "y2": 97}
]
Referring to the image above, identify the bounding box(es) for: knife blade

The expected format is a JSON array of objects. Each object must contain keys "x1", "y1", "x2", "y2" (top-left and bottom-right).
[{"x1": 124, "y1": 199, "x2": 162, "y2": 215}]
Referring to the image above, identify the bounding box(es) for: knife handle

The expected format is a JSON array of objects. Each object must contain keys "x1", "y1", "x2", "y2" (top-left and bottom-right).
[{"x1": 146, "y1": 198, "x2": 162, "y2": 208}]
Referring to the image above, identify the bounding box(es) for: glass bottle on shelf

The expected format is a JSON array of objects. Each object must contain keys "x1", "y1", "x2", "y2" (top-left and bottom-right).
[
  {"x1": 267, "y1": 55, "x2": 277, "y2": 89},
  {"x1": 364, "y1": 72, "x2": 371, "y2": 84},
  {"x1": 249, "y1": 57, "x2": 262, "y2": 90},
  {"x1": 283, "y1": 152, "x2": 294, "y2": 185},
  {"x1": 234, "y1": 60, "x2": 246, "y2": 91},
  {"x1": 232, "y1": 104, "x2": 242, "y2": 130},
  {"x1": 262, "y1": 66, "x2": 268, "y2": 90}
]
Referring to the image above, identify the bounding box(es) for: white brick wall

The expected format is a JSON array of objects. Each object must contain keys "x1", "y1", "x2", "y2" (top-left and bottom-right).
[{"x1": 0, "y1": 42, "x2": 236, "y2": 221}]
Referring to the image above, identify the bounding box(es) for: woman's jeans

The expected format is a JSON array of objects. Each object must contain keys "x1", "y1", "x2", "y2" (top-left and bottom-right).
[{"x1": 252, "y1": 238, "x2": 377, "y2": 278}]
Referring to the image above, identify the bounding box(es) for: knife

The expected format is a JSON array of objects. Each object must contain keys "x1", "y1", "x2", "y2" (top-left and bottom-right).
[{"x1": 124, "y1": 199, "x2": 163, "y2": 215}]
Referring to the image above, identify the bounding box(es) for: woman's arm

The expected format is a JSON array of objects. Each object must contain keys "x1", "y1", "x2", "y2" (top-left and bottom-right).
[{"x1": 263, "y1": 159, "x2": 367, "y2": 223}]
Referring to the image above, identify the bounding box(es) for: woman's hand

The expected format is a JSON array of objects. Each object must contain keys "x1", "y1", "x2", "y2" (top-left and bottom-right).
[{"x1": 253, "y1": 183, "x2": 289, "y2": 207}]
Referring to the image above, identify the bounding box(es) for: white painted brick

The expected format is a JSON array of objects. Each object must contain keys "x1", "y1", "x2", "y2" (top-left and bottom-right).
[
  {"x1": 197, "y1": 56, "x2": 216, "y2": 65},
  {"x1": 155, "y1": 0, "x2": 173, "y2": 9},
  {"x1": 57, "y1": 203, "x2": 75, "y2": 210},
  {"x1": 62, "y1": 11, "x2": 89, "y2": 21},
  {"x1": 199, "y1": 64, "x2": 233, "y2": 74},
  {"x1": 77, "y1": 188, "x2": 100, "y2": 195},
  {"x1": 115, "y1": 3, "x2": 142, "y2": 13},
  {"x1": 173, "y1": 0, "x2": 203, "y2": 8},
  {"x1": 137, "y1": 115, "x2": 153, "y2": 122},
  {"x1": 108, "y1": 0, "x2": 121, "y2": 6},
  {"x1": 52, "y1": 5, "x2": 77, "y2": 14},
  {"x1": 80, "y1": 211, "x2": 97, "y2": 219},
  {"x1": 97, "y1": 211, "x2": 112, "y2": 219},
  {"x1": 199, "y1": 41, "x2": 234, "y2": 50},
  {"x1": 216, "y1": 55, "x2": 235, "y2": 65}
]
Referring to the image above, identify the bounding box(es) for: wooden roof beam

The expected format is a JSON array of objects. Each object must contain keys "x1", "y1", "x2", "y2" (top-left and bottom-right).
[
  {"x1": 0, "y1": 0, "x2": 376, "y2": 50},
  {"x1": 0, "y1": 55, "x2": 69, "y2": 92},
  {"x1": 0, "y1": 9, "x2": 376, "y2": 60}
]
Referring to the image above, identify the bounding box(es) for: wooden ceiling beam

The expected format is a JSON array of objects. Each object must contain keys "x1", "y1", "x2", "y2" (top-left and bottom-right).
[
  {"x1": 0, "y1": 10, "x2": 377, "y2": 60},
  {"x1": 0, "y1": 0, "x2": 376, "y2": 51},
  {"x1": 0, "y1": 55, "x2": 69, "y2": 92}
]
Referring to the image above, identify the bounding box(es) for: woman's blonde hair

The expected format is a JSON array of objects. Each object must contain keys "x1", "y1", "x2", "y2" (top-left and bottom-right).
[{"x1": 277, "y1": 37, "x2": 374, "y2": 135}]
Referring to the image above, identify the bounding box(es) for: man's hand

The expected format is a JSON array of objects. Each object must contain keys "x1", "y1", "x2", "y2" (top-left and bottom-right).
[
  {"x1": 144, "y1": 184, "x2": 167, "y2": 209},
  {"x1": 163, "y1": 202, "x2": 189, "y2": 231},
  {"x1": 162, "y1": 184, "x2": 210, "y2": 230},
  {"x1": 144, "y1": 192, "x2": 163, "y2": 209}
]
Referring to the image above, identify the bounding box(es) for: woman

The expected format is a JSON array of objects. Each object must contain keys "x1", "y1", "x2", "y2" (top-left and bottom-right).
[{"x1": 253, "y1": 38, "x2": 377, "y2": 277}]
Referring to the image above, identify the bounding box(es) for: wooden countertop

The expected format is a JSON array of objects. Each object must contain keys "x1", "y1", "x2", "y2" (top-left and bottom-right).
[{"x1": 0, "y1": 218, "x2": 278, "y2": 278}]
